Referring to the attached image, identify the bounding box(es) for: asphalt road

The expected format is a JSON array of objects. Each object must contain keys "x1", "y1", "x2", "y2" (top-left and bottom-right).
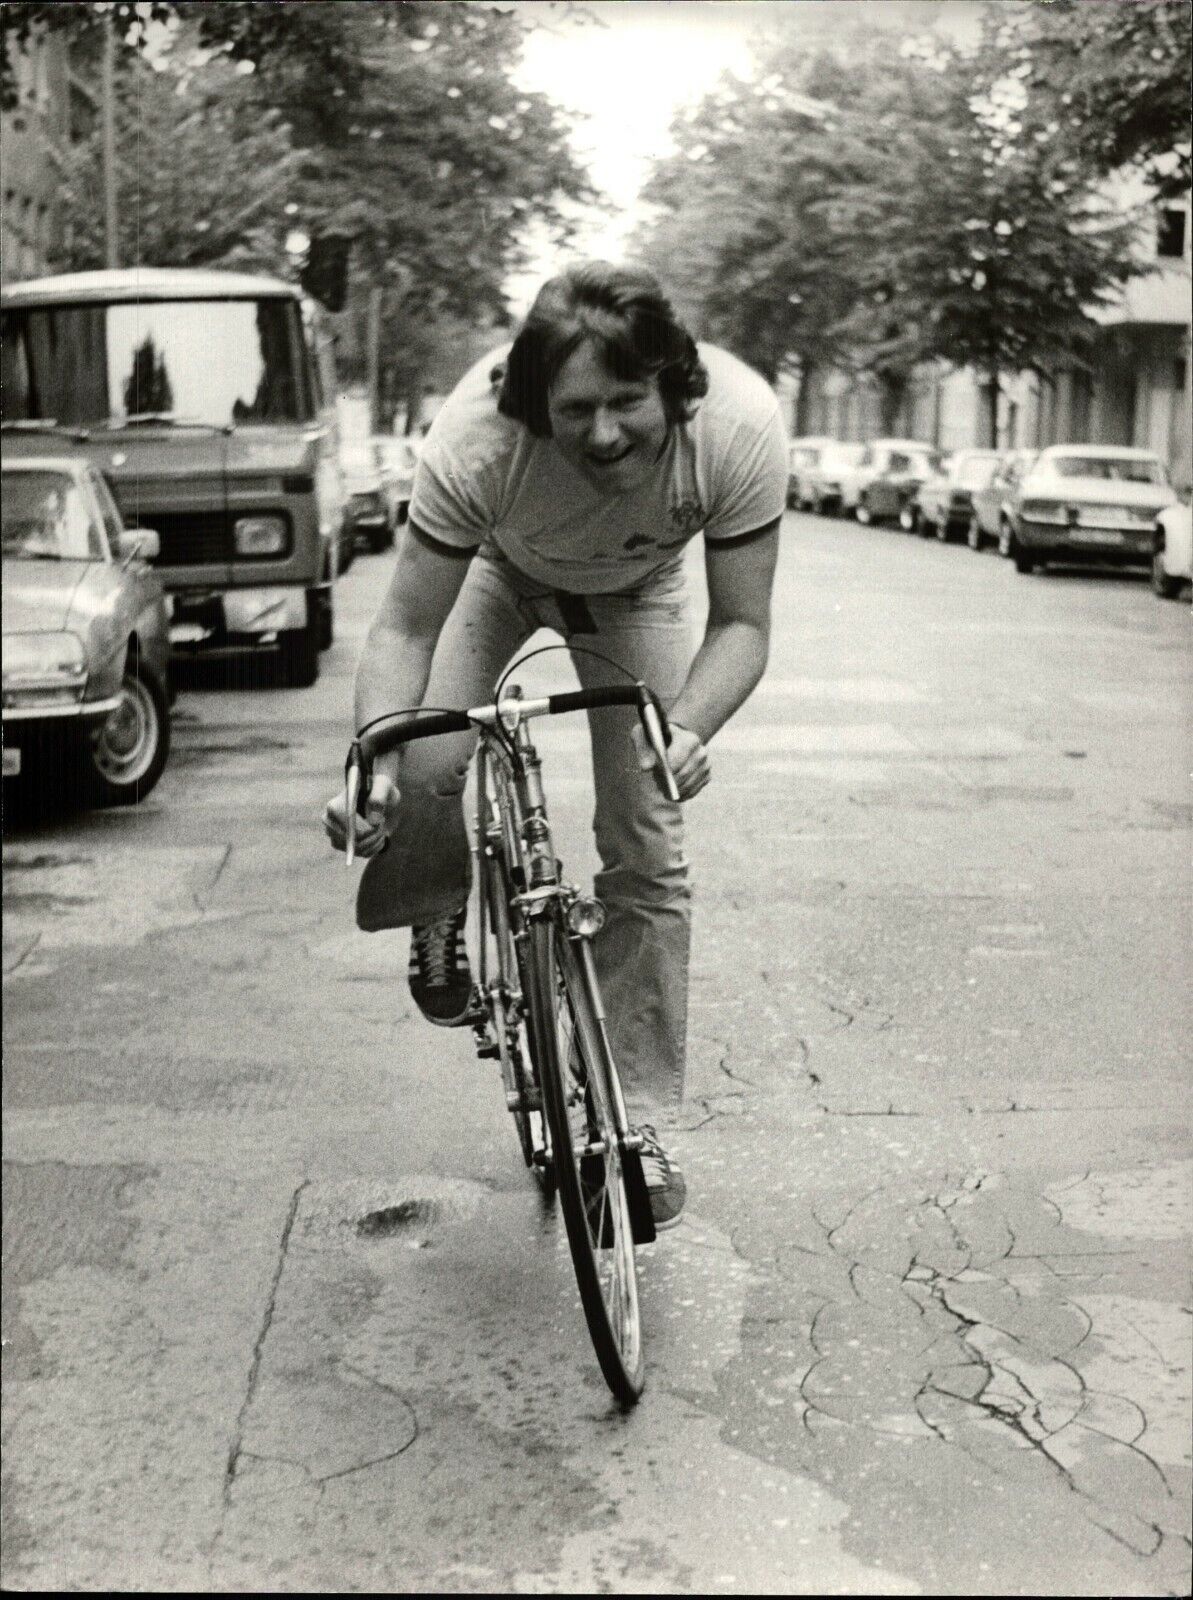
[{"x1": 3, "y1": 513, "x2": 1191, "y2": 1594}]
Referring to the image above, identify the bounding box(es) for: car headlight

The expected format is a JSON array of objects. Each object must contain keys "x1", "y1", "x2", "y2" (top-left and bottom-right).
[
  {"x1": 1019, "y1": 499, "x2": 1067, "y2": 524},
  {"x1": 3, "y1": 630, "x2": 87, "y2": 685},
  {"x1": 234, "y1": 514, "x2": 288, "y2": 556}
]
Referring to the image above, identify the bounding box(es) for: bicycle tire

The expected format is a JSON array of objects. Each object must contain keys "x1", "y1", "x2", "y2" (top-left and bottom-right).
[
  {"x1": 524, "y1": 915, "x2": 645, "y2": 1405},
  {"x1": 478, "y1": 759, "x2": 553, "y2": 1191}
]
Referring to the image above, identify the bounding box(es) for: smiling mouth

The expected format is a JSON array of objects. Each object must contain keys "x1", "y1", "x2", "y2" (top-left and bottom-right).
[{"x1": 586, "y1": 445, "x2": 634, "y2": 467}]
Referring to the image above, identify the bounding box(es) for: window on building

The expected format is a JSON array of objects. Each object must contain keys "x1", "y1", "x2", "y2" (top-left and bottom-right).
[{"x1": 1157, "y1": 208, "x2": 1187, "y2": 259}]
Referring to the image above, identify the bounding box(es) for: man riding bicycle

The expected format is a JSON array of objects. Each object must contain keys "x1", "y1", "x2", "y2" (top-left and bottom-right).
[{"x1": 324, "y1": 261, "x2": 786, "y2": 1229}]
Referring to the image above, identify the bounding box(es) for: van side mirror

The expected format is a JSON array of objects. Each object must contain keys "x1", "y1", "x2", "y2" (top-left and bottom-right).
[{"x1": 119, "y1": 528, "x2": 160, "y2": 562}]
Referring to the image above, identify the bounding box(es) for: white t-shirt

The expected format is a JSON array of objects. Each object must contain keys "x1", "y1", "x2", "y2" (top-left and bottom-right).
[{"x1": 409, "y1": 343, "x2": 788, "y2": 594}]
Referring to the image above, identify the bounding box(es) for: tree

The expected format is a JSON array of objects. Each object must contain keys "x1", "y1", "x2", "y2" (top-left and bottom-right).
[
  {"x1": 856, "y1": 53, "x2": 1141, "y2": 444},
  {"x1": 4, "y1": 2, "x2": 595, "y2": 415},
  {"x1": 980, "y1": 0, "x2": 1192, "y2": 200},
  {"x1": 635, "y1": 17, "x2": 1148, "y2": 443},
  {"x1": 54, "y1": 50, "x2": 300, "y2": 273}
]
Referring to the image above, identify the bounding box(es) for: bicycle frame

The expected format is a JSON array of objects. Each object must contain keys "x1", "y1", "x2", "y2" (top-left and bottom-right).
[{"x1": 471, "y1": 699, "x2": 640, "y2": 1162}]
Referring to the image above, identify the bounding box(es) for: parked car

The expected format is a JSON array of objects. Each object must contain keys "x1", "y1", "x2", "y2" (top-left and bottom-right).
[
  {"x1": 801, "y1": 442, "x2": 867, "y2": 515},
  {"x1": 2, "y1": 456, "x2": 172, "y2": 805},
  {"x1": 850, "y1": 440, "x2": 939, "y2": 524},
  {"x1": 340, "y1": 439, "x2": 393, "y2": 554},
  {"x1": 905, "y1": 449, "x2": 1002, "y2": 541},
  {"x1": 1002, "y1": 444, "x2": 1176, "y2": 575},
  {"x1": 968, "y1": 448, "x2": 1039, "y2": 551},
  {"x1": 1152, "y1": 498, "x2": 1192, "y2": 599},
  {"x1": 786, "y1": 436, "x2": 836, "y2": 508},
  {"x1": 376, "y1": 434, "x2": 420, "y2": 532}
]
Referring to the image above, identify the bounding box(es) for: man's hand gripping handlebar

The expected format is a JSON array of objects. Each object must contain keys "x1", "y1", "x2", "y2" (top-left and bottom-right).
[{"x1": 324, "y1": 684, "x2": 682, "y2": 866}]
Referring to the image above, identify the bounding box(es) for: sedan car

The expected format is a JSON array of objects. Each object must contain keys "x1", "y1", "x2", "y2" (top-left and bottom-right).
[
  {"x1": 1152, "y1": 497, "x2": 1192, "y2": 599},
  {"x1": 850, "y1": 440, "x2": 939, "y2": 524},
  {"x1": 1003, "y1": 445, "x2": 1175, "y2": 575},
  {"x1": 3, "y1": 456, "x2": 171, "y2": 805},
  {"x1": 786, "y1": 436, "x2": 837, "y2": 508},
  {"x1": 801, "y1": 442, "x2": 867, "y2": 515},
  {"x1": 905, "y1": 449, "x2": 1002, "y2": 542},
  {"x1": 968, "y1": 448, "x2": 1039, "y2": 551},
  {"x1": 376, "y1": 434, "x2": 420, "y2": 533},
  {"x1": 340, "y1": 439, "x2": 392, "y2": 554}
]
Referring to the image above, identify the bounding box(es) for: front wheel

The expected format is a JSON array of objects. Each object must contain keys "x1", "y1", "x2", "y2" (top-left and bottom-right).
[
  {"x1": 524, "y1": 916, "x2": 645, "y2": 1406},
  {"x1": 83, "y1": 654, "x2": 170, "y2": 805}
]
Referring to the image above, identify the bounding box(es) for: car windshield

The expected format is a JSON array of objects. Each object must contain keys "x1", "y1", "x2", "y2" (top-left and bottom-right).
[
  {"x1": 1, "y1": 471, "x2": 102, "y2": 560},
  {"x1": 1, "y1": 297, "x2": 312, "y2": 428},
  {"x1": 1047, "y1": 454, "x2": 1165, "y2": 485}
]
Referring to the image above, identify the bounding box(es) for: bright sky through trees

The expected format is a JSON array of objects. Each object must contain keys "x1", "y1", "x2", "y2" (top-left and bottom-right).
[{"x1": 508, "y1": 0, "x2": 985, "y2": 307}]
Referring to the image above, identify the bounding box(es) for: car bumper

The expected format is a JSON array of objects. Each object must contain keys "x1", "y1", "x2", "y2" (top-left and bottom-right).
[
  {"x1": 168, "y1": 585, "x2": 309, "y2": 647},
  {"x1": 1018, "y1": 522, "x2": 1154, "y2": 562},
  {"x1": 2, "y1": 691, "x2": 121, "y2": 724}
]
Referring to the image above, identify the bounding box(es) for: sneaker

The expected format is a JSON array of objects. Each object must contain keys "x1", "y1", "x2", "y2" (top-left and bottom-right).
[
  {"x1": 408, "y1": 907, "x2": 473, "y2": 1026},
  {"x1": 635, "y1": 1124, "x2": 686, "y2": 1230}
]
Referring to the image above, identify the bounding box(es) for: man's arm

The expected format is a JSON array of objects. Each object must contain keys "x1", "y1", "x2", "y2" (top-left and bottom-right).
[
  {"x1": 633, "y1": 518, "x2": 778, "y2": 801},
  {"x1": 669, "y1": 518, "x2": 780, "y2": 744},
  {"x1": 354, "y1": 522, "x2": 475, "y2": 771}
]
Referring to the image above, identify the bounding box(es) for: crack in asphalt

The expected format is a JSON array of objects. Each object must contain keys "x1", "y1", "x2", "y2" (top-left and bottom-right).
[
  {"x1": 192, "y1": 843, "x2": 233, "y2": 913},
  {"x1": 220, "y1": 1181, "x2": 307, "y2": 1508},
  {"x1": 757, "y1": 1173, "x2": 1186, "y2": 1565}
]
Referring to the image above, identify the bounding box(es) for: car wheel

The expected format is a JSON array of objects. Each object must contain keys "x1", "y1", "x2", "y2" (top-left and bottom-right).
[
  {"x1": 1152, "y1": 549, "x2": 1183, "y2": 598},
  {"x1": 82, "y1": 653, "x2": 170, "y2": 806},
  {"x1": 855, "y1": 497, "x2": 872, "y2": 525},
  {"x1": 919, "y1": 513, "x2": 936, "y2": 539},
  {"x1": 967, "y1": 515, "x2": 983, "y2": 551},
  {"x1": 278, "y1": 606, "x2": 320, "y2": 688},
  {"x1": 899, "y1": 505, "x2": 918, "y2": 532}
]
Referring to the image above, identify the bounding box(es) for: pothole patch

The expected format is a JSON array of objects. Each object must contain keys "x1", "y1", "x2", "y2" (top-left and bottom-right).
[{"x1": 357, "y1": 1199, "x2": 441, "y2": 1237}]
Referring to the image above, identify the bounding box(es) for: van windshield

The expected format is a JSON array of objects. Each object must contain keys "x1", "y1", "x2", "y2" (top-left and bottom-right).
[{"x1": 1, "y1": 297, "x2": 312, "y2": 428}]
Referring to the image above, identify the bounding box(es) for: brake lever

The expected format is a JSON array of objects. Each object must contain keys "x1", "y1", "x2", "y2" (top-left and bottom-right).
[
  {"x1": 344, "y1": 739, "x2": 368, "y2": 866},
  {"x1": 639, "y1": 695, "x2": 681, "y2": 803}
]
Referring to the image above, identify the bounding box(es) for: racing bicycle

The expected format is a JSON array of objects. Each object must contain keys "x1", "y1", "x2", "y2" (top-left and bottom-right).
[{"x1": 343, "y1": 664, "x2": 680, "y2": 1406}]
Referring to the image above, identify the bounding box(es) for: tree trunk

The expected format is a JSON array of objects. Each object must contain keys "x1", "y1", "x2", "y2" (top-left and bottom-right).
[
  {"x1": 794, "y1": 362, "x2": 816, "y2": 437},
  {"x1": 981, "y1": 367, "x2": 1000, "y2": 447},
  {"x1": 879, "y1": 372, "x2": 906, "y2": 436}
]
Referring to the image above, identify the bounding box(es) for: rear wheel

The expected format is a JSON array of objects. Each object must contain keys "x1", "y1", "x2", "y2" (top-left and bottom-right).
[{"x1": 524, "y1": 916, "x2": 645, "y2": 1406}]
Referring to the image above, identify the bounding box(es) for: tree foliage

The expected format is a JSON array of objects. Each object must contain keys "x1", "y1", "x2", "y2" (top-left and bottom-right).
[
  {"x1": 54, "y1": 50, "x2": 300, "y2": 273},
  {"x1": 979, "y1": 0, "x2": 1192, "y2": 200},
  {"x1": 635, "y1": 11, "x2": 1159, "y2": 441},
  {"x1": 3, "y1": 1, "x2": 594, "y2": 414}
]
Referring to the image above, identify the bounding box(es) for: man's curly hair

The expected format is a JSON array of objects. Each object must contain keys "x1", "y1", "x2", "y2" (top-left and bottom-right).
[{"x1": 497, "y1": 261, "x2": 709, "y2": 438}]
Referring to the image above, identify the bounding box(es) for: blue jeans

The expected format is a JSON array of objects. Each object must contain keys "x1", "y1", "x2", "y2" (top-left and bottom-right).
[{"x1": 356, "y1": 543, "x2": 694, "y2": 1112}]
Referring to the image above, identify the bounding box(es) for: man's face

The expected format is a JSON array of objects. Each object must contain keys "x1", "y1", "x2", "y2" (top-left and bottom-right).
[{"x1": 546, "y1": 338, "x2": 669, "y2": 494}]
